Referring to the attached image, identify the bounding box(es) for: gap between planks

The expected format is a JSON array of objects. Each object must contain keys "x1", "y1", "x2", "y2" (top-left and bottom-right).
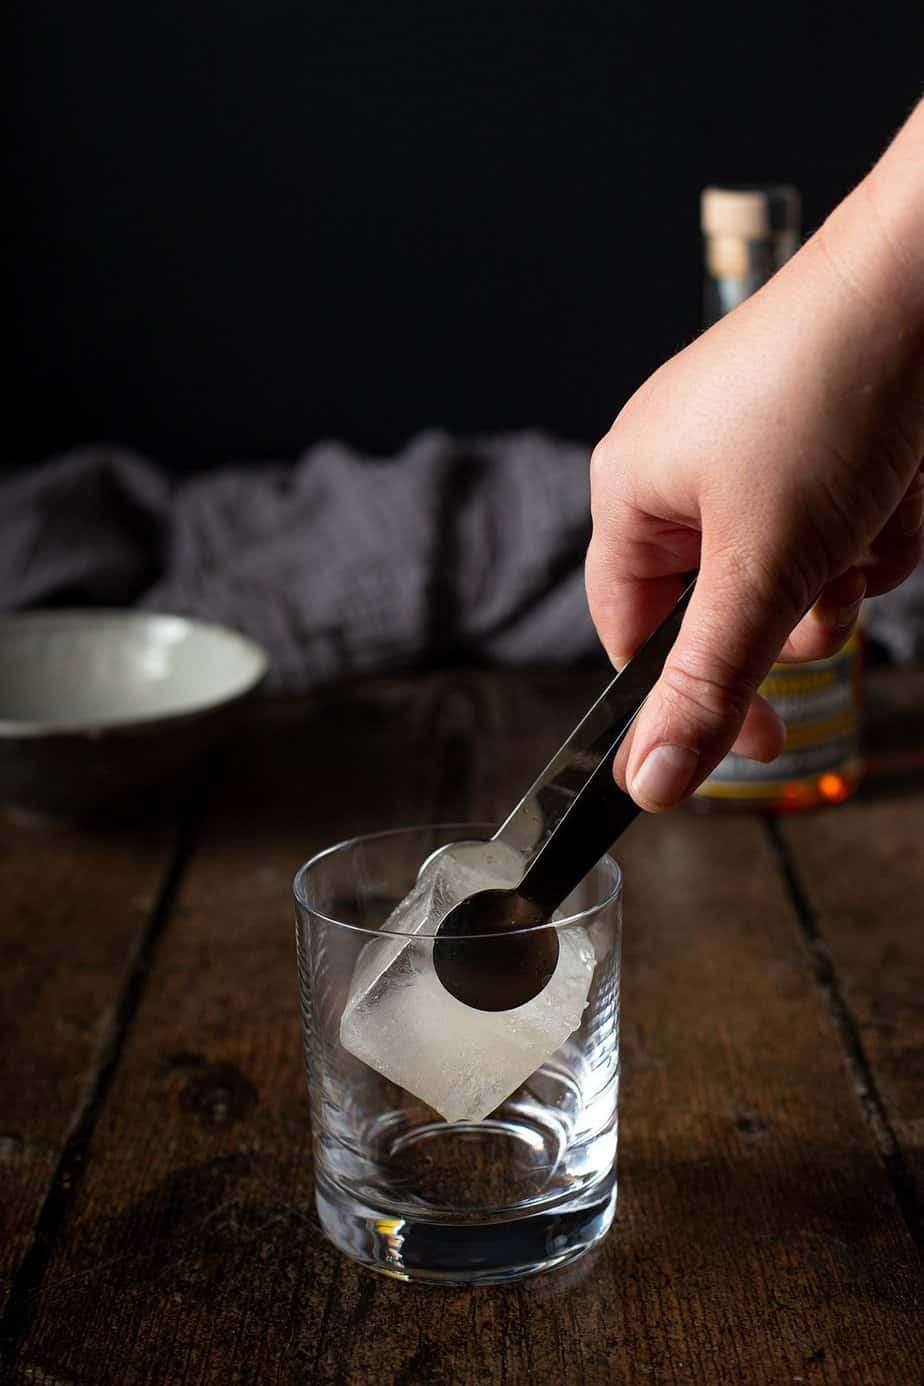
[
  {"x1": 0, "y1": 773, "x2": 216, "y2": 1376},
  {"x1": 764, "y1": 815, "x2": 923, "y2": 1261}
]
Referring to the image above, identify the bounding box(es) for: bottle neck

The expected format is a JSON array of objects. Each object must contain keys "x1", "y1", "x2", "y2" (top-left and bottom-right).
[
  {"x1": 700, "y1": 180, "x2": 801, "y2": 327},
  {"x1": 703, "y1": 227, "x2": 799, "y2": 325}
]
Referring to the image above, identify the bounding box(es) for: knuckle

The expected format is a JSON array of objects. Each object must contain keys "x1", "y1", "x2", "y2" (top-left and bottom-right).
[
  {"x1": 589, "y1": 436, "x2": 636, "y2": 530},
  {"x1": 731, "y1": 542, "x2": 817, "y2": 620},
  {"x1": 590, "y1": 407, "x2": 638, "y2": 480},
  {"x1": 658, "y1": 654, "x2": 753, "y2": 738},
  {"x1": 589, "y1": 433, "x2": 620, "y2": 491}
]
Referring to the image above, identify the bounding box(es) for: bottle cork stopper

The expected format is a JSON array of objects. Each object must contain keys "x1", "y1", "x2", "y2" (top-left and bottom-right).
[{"x1": 701, "y1": 185, "x2": 801, "y2": 240}]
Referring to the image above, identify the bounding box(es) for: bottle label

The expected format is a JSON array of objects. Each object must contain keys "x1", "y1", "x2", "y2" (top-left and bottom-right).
[{"x1": 696, "y1": 631, "x2": 862, "y2": 799}]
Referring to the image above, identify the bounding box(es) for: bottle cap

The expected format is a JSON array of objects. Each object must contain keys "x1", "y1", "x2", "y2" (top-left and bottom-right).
[{"x1": 701, "y1": 185, "x2": 801, "y2": 240}]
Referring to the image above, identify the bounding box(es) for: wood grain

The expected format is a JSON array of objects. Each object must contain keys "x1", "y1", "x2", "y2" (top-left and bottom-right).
[
  {"x1": 6, "y1": 672, "x2": 923, "y2": 1384},
  {"x1": 0, "y1": 812, "x2": 180, "y2": 1322},
  {"x1": 773, "y1": 669, "x2": 924, "y2": 1228}
]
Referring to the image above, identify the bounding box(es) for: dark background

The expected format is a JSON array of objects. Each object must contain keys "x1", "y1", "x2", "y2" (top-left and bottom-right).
[{"x1": 6, "y1": 2, "x2": 922, "y2": 471}]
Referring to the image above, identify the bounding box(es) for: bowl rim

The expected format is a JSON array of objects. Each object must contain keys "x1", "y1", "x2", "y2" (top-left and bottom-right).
[{"x1": 0, "y1": 608, "x2": 270, "y2": 737}]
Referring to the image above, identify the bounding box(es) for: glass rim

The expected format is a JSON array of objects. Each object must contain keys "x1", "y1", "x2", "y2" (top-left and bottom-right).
[{"x1": 292, "y1": 821, "x2": 622, "y2": 940}]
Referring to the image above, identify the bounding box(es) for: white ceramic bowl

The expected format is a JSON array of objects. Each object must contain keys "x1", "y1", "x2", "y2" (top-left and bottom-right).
[{"x1": 0, "y1": 610, "x2": 269, "y2": 819}]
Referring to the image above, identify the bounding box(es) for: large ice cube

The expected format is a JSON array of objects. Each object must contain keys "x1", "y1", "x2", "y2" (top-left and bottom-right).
[
  {"x1": 344, "y1": 839, "x2": 527, "y2": 1002},
  {"x1": 340, "y1": 840, "x2": 596, "y2": 1122}
]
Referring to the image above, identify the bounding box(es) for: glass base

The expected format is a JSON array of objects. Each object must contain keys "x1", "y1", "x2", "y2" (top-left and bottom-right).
[{"x1": 315, "y1": 1172, "x2": 617, "y2": 1285}]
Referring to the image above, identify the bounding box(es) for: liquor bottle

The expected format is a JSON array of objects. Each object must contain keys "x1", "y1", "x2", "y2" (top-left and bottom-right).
[{"x1": 695, "y1": 184, "x2": 864, "y2": 811}]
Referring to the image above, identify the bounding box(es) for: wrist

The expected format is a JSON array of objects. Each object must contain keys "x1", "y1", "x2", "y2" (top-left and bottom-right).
[
  {"x1": 867, "y1": 97, "x2": 924, "y2": 327},
  {"x1": 790, "y1": 97, "x2": 924, "y2": 441}
]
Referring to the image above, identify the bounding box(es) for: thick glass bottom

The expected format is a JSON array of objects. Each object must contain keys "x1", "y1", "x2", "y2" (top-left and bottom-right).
[{"x1": 315, "y1": 1170, "x2": 617, "y2": 1285}]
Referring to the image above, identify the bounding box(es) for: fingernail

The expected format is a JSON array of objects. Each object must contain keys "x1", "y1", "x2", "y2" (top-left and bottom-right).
[
  {"x1": 630, "y1": 744, "x2": 699, "y2": 809},
  {"x1": 899, "y1": 492, "x2": 924, "y2": 537}
]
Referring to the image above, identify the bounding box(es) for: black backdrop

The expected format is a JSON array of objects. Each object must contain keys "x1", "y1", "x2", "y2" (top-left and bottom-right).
[{"x1": 6, "y1": 2, "x2": 922, "y2": 470}]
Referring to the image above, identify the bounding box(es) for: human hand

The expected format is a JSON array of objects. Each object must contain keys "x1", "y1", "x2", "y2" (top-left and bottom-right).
[{"x1": 586, "y1": 99, "x2": 924, "y2": 810}]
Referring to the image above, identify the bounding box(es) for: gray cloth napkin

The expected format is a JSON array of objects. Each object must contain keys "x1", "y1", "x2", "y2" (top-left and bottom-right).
[
  {"x1": 2, "y1": 434, "x2": 921, "y2": 690},
  {"x1": 0, "y1": 433, "x2": 602, "y2": 691}
]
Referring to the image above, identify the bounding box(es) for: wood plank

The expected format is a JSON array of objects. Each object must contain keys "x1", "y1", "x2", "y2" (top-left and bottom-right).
[
  {"x1": 774, "y1": 669, "x2": 924, "y2": 1227},
  {"x1": 6, "y1": 679, "x2": 462, "y2": 1385},
  {"x1": 0, "y1": 812, "x2": 181, "y2": 1327},
  {"x1": 11, "y1": 673, "x2": 924, "y2": 1385}
]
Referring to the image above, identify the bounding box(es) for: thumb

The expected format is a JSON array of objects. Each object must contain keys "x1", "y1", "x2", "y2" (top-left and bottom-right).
[{"x1": 614, "y1": 555, "x2": 803, "y2": 811}]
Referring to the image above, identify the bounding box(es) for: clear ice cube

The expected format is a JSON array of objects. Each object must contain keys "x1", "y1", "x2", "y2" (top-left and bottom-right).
[{"x1": 340, "y1": 839, "x2": 596, "y2": 1122}]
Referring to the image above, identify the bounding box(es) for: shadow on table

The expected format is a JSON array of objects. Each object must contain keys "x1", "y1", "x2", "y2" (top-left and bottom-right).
[{"x1": 523, "y1": 1145, "x2": 916, "y2": 1313}]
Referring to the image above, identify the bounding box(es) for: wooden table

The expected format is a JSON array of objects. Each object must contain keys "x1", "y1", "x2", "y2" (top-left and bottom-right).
[{"x1": 1, "y1": 669, "x2": 922, "y2": 1385}]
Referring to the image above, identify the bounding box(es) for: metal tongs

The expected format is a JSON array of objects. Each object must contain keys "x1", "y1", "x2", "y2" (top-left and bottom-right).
[{"x1": 433, "y1": 576, "x2": 696, "y2": 1010}]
